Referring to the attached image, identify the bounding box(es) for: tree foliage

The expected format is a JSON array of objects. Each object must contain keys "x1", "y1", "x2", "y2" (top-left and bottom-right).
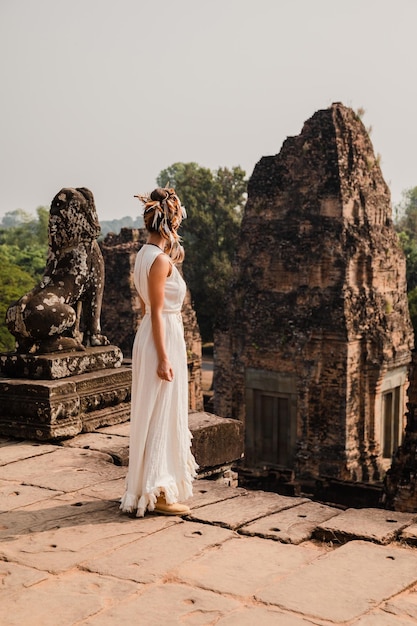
[
  {"x1": 0, "y1": 207, "x2": 49, "y2": 280},
  {"x1": 395, "y1": 187, "x2": 417, "y2": 236},
  {"x1": 395, "y1": 186, "x2": 417, "y2": 334},
  {"x1": 0, "y1": 249, "x2": 36, "y2": 351},
  {"x1": 157, "y1": 162, "x2": 247, "y2": 341},
  {"x1": 0, "y1": 207, "x2": 49, "y2": 351}
]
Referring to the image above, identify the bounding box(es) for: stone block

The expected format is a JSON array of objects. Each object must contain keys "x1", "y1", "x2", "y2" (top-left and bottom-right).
[
  {"x1": 0, "y1": 507, "x2": 175, "y2": 574},
  {"x1": 189, "y1": 490, "x2": 309, "y2": 530},
  {"x1": 256, "y1": 540, "x2": 417, "y2": 622},
  {"x1": 0, "y1": 495, "x2": 116, "y2": 542},
  {"x1": 62, "y1": 432, "x2": 129, "y2": 465},
  {"x1": 349, "y1": 614, "x2": 414, "y2": 625},
  {"x1": 175, "y1": 535, "x2": 323, "y2": 597},
  {"x1": 0, "y1": 561, "x2": 48, "y2": 592},
  {"x1": 0, "y1": 367, "x2": 132, "y2": 440},
  {"x1": 400, "y1": 523, "x2": 417, "y2": 546},
  {"x1": 383, "y1": 585, "x2": 417, "y2": 622},
  {"x1": 95, "y1": 422, "x2": 130, "y2": 436},
  {"x1": 215, "y1": 608, "x2": 313, "y2": 626},
  {"x1": 81, "y1": 582, "x2": 240, "y2": 626},
  {"x1": 0, "y1": 447, "x2": 125, "y2": 494},
  {"x1": 240, "y1": 500, "x2": 340, "y2": 544},
  {"x1": 0, "y1": 480, "x2": 64, "y2": 511},
  {"x1": 188, "y1": 411, "x2": 244, "y2": 471},
  {"x1": 83, "y1": 520, "x2": 235, "y2": 584},
  {"x1": 187, "y1": 479, "x2": 246, "y2": 508},
  {"x1": 314, "y1": 507, "x2": 417, "y2": 544},
  {"x1": 0, "y1": 345, "x2": 123, "y2": 380},
  {"x1": 0, "y1": 569, "x2": 138, "y2": 625},
  {"x1": 78, "y1": 477, "x2": 126, "y2": 502},
  {"x1": 0, "y1": 441, "x2": 58, "y2": 466}
]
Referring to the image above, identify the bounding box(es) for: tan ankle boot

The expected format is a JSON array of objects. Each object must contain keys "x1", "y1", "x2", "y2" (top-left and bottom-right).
[{"x1": 155, "y1": 495, "x2": 190, "y2": 516}]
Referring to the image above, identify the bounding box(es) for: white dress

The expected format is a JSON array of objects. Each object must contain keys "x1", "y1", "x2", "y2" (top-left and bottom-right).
[{"x1": 120, "y1": 244, "x2": 198, "y2": 517}]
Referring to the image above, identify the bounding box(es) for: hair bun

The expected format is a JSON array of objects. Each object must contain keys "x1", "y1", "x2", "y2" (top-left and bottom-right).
[{"x1": 150, "y1": 188, "x2": 168, "y2": 202}]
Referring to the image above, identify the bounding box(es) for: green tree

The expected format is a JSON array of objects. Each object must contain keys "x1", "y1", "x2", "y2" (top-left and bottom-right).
[
  {"x1": 395, "y1": 187, "x2": 417, "y2": 235},
  {"x1": 395, "y1": 187, "x2": 417, "y2": 334},
  {"x1": 0, "y1": 207, "x2": 49, "y2": 351},
  {"x1": 0, "y1": 207, "x2": 48, "y2": 280},
  {"x1": 157, "y1": 163, "x2": 247, "y2": 341},
  {"x1": 35, "y1": 206, "x2": 49, "y2": 245},
  {"x1": 0, "y1": 250, "x2": 35, "y2": 351}
]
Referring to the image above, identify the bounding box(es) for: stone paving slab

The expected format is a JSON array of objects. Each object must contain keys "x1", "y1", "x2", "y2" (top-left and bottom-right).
[
  {"x1": 176, "y1": 535, "x2": 324, "y2": 597},
  {"x1": 2, "y1": 437, "x2": 417, "y2": 625},
  {"x1": 239, "y1": 500, "x2": 340, "y2": 544},
  {"x1": 256, "y1": 540, "x2": 417, "y2": 623},
  {"x1": 314, "y1": 507, "x2": 417, "y2": 544},
  {"x1": 189, "y1": 489, "x2": 309, "y2": 529},
  {"x1": 0, "y1": 447, "x2": 125, "y2": 492},
  {"x1": 0, "y1": 441, "x2": 58, "y2": 465},
  {"x1": 78, "y1": 476, "x2": 126, "y2": 502},
  {"x1": 96, "y1": 422, "x2": 130, "y2": 437},
  {"x1": 0, "y1": 479, "x2": 64, "y2": 511},
  {"x1": 0, "y1": 504, "x2": 176, "y2": 573},
  {"x1": 383, "y1": 584, "x2": 417, "y2": 622},
  {"x1": 0, "y1": 569, "x2": 138, "y2": 626},
  {"x1": 82, "y1": 582, "x2": 241, "y2": 626},
  {"x1": 188, "y1": 479, "x2": 247, "y2": 509},
  {"x1": 0, "y1": 495, "x2": 112, "y2": 540},
  {"x1": 0, "y1": 560, "x2": 49, "y2": 590},
  {"x1": 61, "y1": 432, "x2": 130, "y2": 465},
  {"x1": 352, "y1": 614, "x2": 414, "y2": 625},
  {"x1": 400, "y1": 523, "x2": 417, "y2": 546},
  {"x1": 216, "y1": 607, "x2": 320, "y2": 626},
  {"x1": 83, "y1": 519, "x2": 235, "y2": 584}
]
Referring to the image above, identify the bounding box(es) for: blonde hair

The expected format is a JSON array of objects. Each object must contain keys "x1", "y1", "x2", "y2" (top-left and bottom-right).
[{"x1": 135, "y1": 187, "x2": 186, "y2": 264}]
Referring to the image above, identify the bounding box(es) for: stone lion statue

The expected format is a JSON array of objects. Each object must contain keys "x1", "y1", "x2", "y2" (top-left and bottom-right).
[{"x1": 6, "y1": 187, "x2": 109, "y2": 353}]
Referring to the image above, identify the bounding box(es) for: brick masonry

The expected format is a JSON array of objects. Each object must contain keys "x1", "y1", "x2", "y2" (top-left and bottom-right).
[{"x1": 214, "y1": 102, "x2": 413, "y2": 485}]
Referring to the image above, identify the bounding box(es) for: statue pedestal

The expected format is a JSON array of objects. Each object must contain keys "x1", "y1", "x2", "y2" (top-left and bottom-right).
[
  {"x1": 0, "y1": 345, "x2": 123, "y2": 379},
  {"x1": 0, "y1": 346, "x2": 131, "y2": 440}
]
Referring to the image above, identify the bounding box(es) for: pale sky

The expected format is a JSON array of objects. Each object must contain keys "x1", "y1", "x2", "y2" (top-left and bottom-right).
[{"x1": 1, "y1": 0, "x2": 416, "y2": 222}]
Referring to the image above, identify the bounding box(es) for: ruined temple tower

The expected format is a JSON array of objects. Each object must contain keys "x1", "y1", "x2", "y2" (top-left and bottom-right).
[{"x1": 214, "y1": 103, "x2": 413, "y2": 486}]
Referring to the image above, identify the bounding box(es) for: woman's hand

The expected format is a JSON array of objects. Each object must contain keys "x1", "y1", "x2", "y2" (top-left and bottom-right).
[{"x1": 157, "y1": 358, "x2": 174, "y2": 382}]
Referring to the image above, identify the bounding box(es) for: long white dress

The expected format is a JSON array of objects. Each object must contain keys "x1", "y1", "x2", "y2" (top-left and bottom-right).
[{"x1": 120, "y1": 244, "x2": 198, "y2": 517}]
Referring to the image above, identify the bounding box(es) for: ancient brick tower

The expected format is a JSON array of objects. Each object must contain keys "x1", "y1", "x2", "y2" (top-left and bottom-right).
[{"x1": 214, "y1": 103, "x2": 413, "y2": 486}]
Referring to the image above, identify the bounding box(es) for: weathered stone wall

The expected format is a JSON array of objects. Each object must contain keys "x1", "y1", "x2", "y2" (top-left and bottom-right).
[
  {"x1": 100, "y1": 228, "x2": 146, "y2": 357},
  {"x1": 214, "y1": 102, "x2": 413, "y2": 484},
  {"x1": 100, "y1": 228, "x2": 203, "y2": 411}
]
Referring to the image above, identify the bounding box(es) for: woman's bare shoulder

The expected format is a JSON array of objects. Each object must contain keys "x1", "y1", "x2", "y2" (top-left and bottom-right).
[{"x1": 149, "y1": 251, "x2": 171, "y2": 277}]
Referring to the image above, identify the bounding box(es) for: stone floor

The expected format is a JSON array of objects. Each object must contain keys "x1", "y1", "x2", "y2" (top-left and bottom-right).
[{"x1": 1, "y1": 426, "x2": 417, "y2": 625}]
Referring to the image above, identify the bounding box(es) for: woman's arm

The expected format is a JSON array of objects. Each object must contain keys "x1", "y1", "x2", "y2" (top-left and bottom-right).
[{"x1": 148, "y1": 254, "x2": 174, "y2": 381}]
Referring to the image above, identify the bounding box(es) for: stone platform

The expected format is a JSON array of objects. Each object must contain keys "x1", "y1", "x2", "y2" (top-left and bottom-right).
[
  {"x1": 0, "y1": 345, "x2": 123, "y2": 380},
  {"x1": 0, "y1": 346, "x2": 131, "y2": 440},
  {"x1": 1, "y1": 434, "x2": 417, "y2": 625}
]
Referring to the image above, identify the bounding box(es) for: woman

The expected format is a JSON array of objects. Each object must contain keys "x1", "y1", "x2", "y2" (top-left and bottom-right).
[{"x1": 120, "y1": 187, "x2": 198, "y2": 517}]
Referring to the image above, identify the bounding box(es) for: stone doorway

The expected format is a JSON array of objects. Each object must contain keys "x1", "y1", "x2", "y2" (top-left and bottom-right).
[{"x1": 245, "y1": 368, "x2": 297, "y2": 469}]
